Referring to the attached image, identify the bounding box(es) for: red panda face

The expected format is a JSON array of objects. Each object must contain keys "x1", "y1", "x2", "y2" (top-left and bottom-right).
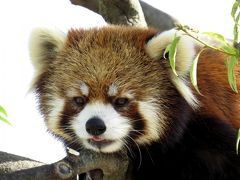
[{"x1": 29, "y1": 26, "x2": 197, "y2": 152}]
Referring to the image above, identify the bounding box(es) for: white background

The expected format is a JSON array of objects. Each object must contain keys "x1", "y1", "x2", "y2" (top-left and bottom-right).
[{"x1": 0, "y1": 0, "x2": 235, "y2": 163}]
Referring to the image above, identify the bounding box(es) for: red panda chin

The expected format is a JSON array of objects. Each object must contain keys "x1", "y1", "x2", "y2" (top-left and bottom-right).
[{"x1": 83, "y1": 138, "x2": 124, "y2": 153}]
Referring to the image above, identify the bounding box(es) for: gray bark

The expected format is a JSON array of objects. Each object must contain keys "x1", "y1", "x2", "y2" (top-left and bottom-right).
[
  {"x1": 0, "y1": 151, "x2": 44, "y2": 174},
  {"x1": 0, "y1": 149, "x2": 129, "y2": 180},
  {"x1": 70, "y1": 0, "x2": 178, "y2": 31},
  {"x1": 99, "y1": 0, "x2": 147, "y2": 27}
]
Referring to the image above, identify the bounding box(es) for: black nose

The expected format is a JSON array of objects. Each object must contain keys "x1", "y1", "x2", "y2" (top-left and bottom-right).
[{"x1": 85, "y1": 117, "x2": 106, "y2": 136}]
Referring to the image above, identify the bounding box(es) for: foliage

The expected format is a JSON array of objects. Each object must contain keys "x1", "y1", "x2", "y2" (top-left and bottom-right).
[
  {"x1": 0, "y1": 105, "x2": 11, "y2": 126},
  {"x1": 164, "y1": 36, "x2": 181, "y2": 76},
  {"x1": 166, "y1": 0, "x2": 240, "y2": 154}
]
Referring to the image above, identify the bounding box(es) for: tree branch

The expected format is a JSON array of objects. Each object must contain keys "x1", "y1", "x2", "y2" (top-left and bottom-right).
[
  {"x1": 0, "y1": 151, "x2": 44, "y2": 174},
  {"x1": 0, "y1": 149, "x2": 129, "y2": 180},
  {"x1": 99, "y1": 0, "x2": 147, "y2": 27},
  {"x1": 69, "y1": 0, "x2": 178, "y2": 30}
]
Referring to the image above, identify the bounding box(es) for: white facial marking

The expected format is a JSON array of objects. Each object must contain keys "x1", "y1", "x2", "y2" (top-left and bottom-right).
[
  {"x1": 108, "y1": 83, "x2": 118, "y2": 96},
  {"x1": 137, "y1": 100, "x2": 164, "y2": 144},
  {"x1": 71, "y1": 102, "x2": 131, "y2": 152},
  {"x1": 80, "y1": 82, "x2": 89, "y2": 96},
  {"x1": 46, "y1": 97, "x2": 70, "y2": 139}
]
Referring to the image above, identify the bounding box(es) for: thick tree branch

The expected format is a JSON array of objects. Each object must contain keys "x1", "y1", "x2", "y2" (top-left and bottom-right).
[
  {"x1": 70, "y1": 0, "x2": 178, "y2": 30},
  {"x1": 0, "y1": 151, "x2": 44, "y2": 174},
  {"x1": 99, "y1": 0, "x2": 147, "y2": 27},
  {"x1": 140, "y1": 1, "x2": 178, "y2": 31},
  {"x1": 0, "y1": 149, "x2": 129, "y2": 180},
  {"x1": 70, "y1": 0, "x2": 99, "y2": 11}
]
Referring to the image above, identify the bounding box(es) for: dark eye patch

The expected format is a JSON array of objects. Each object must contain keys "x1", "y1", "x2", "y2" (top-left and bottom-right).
[
  {"x1": 73, "y1": 96, "x2": 87, "y2": 107},
  {"x1": 113, "y1": 97, "x2": 129, "y2": 108}
]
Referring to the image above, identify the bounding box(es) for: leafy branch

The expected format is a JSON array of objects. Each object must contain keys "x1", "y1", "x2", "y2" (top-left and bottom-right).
[
  {"x1": 177, "y1": 25, "x2": 238, "y2": 56},
  {"x1": 166, "y1": 0, "x2": 240, "y2": 153},
  {"x1": 176, "y1": 24, "x2": 239, "y2": 93}
]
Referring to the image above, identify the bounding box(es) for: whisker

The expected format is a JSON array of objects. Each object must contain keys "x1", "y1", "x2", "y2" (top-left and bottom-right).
[
  {"x1": 47, "y1": 114, "x2": 152, "y2": 166},
  {"x1": 125, "y1": 135, "x2": 142, "y2": 170},
  {"x1": 121, "y1": 138, "x2": 135, "y2": 158},
  {"x1": 129, "y1": 129, "x2": 145, "y2": 136}
]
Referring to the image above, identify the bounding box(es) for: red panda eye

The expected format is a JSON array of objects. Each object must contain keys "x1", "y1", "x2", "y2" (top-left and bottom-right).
[
  {"x1": 73, "y1": 96, "x2": 86, "y2": 107},
  {"x1": 113, "y1": 97, "x2": 129, "y2": 108}
]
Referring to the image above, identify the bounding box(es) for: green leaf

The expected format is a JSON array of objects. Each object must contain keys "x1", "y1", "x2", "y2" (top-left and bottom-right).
[
  {"x1": 237, "y1": 129, "x2": 240, "y2": 154},
  {"x1": 190, "y1": 48, "x2": 205, "y2": 95},
  {"x1": 236, "y1": 11, "x2": 240, "y2": 23},
  {"x1": 0, "y1": 115, "x2": 12, "y2": 126},
  {"x1": 226, "y1": 56, "x2": 238, "y2": 93},
  {"x1": 163, "y1": 44, "x2": 171, "y2": 59},
  {"x1": 231, "y1": 0, "x2": 240, "y2": 20},
  {"x1": 0, "y1": 105, "x2": 12, "y2": 126},
  {"x1": 169, "y1": 36, "x2": 181, "y2": 76},
  {"x1": 234, "y1": 24, "x2": 238, "y2": 43},
  {"x1": 203, "y1": 32, "x2": 227, "y2": 44},
  {"x1": 0, "y1": 105, "x2": 8, "y2": 117},
  {"x1": 221, "y1": 44, "x2": 238, "y2": 56},
  {"x1": 233, "y1": 12, "x2": 240, "y2": 42},
  {"x1": 202, "y1": 32, "x2": 238, "y2": 55}
]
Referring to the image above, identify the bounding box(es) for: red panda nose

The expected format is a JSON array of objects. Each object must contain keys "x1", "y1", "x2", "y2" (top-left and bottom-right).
[{"x1": 85, "y1": 117, "x2": 106, "y2": 136}]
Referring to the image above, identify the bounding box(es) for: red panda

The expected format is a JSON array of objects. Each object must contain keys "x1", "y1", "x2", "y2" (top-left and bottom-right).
[{"x1": 29, "y1": 26, "x2": 240, "y2": 179}]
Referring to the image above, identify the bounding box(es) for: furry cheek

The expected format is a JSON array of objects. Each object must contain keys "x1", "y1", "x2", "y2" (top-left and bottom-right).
[
  {"x1": 45, "y1": 97, "x2": 72, "y2": 140},
  {"x1": 135, "y1": 100, "x2": 165, "y2": 144}
]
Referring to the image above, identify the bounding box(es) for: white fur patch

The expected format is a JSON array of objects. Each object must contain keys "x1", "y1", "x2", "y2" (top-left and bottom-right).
[
  {"x1": 137, "y1": 100, "x2": 165, "y2": 144},
  {"x1": 29, "y1": 28, "x2": 66, "y2": 90},
  {"x1": 108, "y1": 83, "x2": 118, "y2": 97},
  {"x1": 71, "y1": 102, "x2": 131, "y2": 152},
  {"x1": 170, "y1": 74, "x2": 199, "y2": 109},
  {"x1": 145, "y1": 29, "x2": 199, "y2": 108},
  {"x1": 80, "y1": 82, "x2": 89, "y2": 96},
  {"x1": 46, "y1": 97, "x2": 70, "y2": 139},
  {"x1": 145, "y1": 29, "x2": 196, "y2": 76},
  {"x1": 66, "y1": 83, "x2": 89, "y2": 98}
]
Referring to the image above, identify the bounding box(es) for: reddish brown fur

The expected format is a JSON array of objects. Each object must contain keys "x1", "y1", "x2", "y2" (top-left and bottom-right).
[
  {"x1": 66, "y1": 26, "x2": 157, "y2": 50},
  {"x1": 195, "y1": 48, "x2": 240, "y2": 128},
  {"x1": 34, "y1": 26, "x2": 240, "y2": 133},
  {"x1": 48, "y1": 26, "x2": 166, "y2": 105},
  {"x1": 64, "y1": 27, "x2": 240, "y2": 129},
  {"x1": 31, "y1": 26, "x2": 240, "y2": 179}
]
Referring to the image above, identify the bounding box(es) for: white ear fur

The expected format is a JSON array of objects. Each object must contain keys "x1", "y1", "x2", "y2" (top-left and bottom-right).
[
  {"x1": 145, "y1": 29, "x2": 199, "y2": 108},
  {"x1": 145, "y1": 29, "x2": 196, "y2": 76},
  {"x1": 29, "y1": 28, "x2": 66, "y2": 89},
  {"x1": 171, "y1": 74, "x2": 199, "y2": 109}
]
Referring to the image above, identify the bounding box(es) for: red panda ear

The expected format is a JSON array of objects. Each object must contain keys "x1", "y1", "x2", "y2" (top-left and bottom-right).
[
  {"x1": 145, "y1": 29, "x2": 199, "y2": 109},
  {"x1": 145, "y1": 29, "x2": 197, "y2": 76},
  {"x1": 29, "y1": 28, "x2": 66, "y2": 89}
]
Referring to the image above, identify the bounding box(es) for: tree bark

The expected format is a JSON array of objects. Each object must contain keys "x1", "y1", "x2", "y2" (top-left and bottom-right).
[
  {"x1": 99, "y1": 0, "x2": 147, "y2": 27},
  {"x1": 0, "y1": 151, "x2": 44, "y2": 174},
  {"x1": 0, "y1": 149, "x2": 129, "y2": 180},
  {"x1": 70, "y1": 0, "x2": 178, "y2": 31}
]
